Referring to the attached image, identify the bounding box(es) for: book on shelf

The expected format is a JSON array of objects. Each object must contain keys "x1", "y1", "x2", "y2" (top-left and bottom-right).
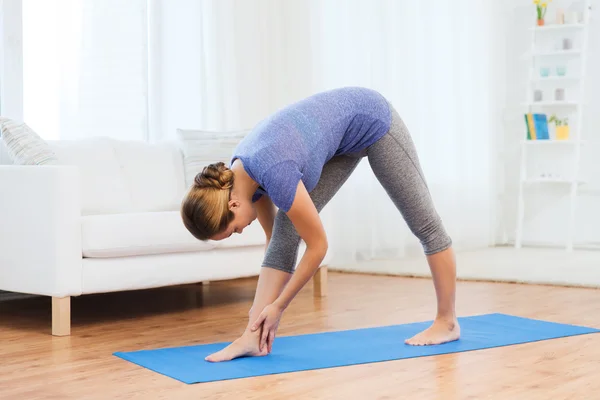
[{"x1": 524, "y1": 113, "x2": 549, "y2": 140}]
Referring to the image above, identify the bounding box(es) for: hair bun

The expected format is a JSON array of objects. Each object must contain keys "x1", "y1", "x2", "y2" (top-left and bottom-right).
[{"x1": 194, "y1": 162, "x2": 234, "y2": 190}]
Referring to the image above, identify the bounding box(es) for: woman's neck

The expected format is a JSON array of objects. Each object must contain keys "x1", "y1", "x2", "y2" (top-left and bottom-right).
[{"x1": 231, "y1": 159, "x2": 259, "y2": 201}]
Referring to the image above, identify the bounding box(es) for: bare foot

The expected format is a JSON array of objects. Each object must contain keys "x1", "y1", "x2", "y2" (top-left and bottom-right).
[
  {"x1": 205, "y1": 331, "x2": 268, "y2": 362},
  {"x1": 405, "y1": 317, "x2": 460, "y2": 346}
]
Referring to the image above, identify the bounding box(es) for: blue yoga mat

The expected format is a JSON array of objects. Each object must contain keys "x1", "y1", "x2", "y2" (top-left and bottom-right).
[{"x1": 114, "y1": 313, "x2": 599, "y2": 384}]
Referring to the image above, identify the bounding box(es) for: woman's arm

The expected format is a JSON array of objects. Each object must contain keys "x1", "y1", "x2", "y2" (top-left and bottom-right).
[
  {"x1": 272, "y1": 181, "x2": 327, "y2": 309},
  {"x1": 246, "y1": 267, "x2": 291, "y2": 331},
  {"x1": 251, "y1": 181, "x2": 328, "y2": 350}
]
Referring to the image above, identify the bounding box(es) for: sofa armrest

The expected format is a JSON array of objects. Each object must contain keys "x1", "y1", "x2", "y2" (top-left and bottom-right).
[{"x1": 0, "y1": 166, "x2": 82, "y2": 297}]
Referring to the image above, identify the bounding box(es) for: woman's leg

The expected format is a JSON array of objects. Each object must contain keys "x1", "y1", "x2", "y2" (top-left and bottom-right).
[
  {"x1": 367, "y1": 105, "x2": 459, "y2": 346},
  {"x1": 261, "y1": 154, "x2": 363, "y2": 274},
  {"x1": 206, "y1": 155, "x2": 362, "y2": 362}
]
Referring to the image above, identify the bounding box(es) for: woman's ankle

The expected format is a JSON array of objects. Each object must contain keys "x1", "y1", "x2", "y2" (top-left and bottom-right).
[{"x1": 435, "y1": 311, "x2": 457, "y2": 323}]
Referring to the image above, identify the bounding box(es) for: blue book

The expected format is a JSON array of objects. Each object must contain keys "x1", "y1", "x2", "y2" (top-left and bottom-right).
[{"x1": 534, "y1": 114, "x2": 549, "y2": 140}]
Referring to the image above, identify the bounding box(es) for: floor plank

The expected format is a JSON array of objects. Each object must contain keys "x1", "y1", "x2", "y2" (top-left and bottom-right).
[{"x1": 1, "y1": 272, "x2": 599, "y2": 399}]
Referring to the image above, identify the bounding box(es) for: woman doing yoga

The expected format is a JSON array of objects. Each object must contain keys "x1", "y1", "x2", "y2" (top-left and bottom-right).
[{"x1": 181, "y1": 87, "x2": 459, "y2": 362}]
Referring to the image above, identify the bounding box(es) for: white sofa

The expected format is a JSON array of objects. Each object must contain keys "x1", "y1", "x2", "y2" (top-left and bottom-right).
[{"x1": 0, "y1": 136, "x2": 328, "y2": 336}]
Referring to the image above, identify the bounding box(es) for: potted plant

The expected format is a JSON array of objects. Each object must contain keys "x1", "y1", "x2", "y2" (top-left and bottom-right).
[
  {"x1": 549, "y1": 114, "x2": 569, "y2": 140},
  {"x1": 534, "y1": 0, "x2": 551, "y2": 26}
]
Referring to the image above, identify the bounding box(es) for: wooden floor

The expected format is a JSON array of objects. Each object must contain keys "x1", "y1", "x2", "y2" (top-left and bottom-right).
[{"x1": 1, "y1": 272, "x2": 599, "y2": 399}]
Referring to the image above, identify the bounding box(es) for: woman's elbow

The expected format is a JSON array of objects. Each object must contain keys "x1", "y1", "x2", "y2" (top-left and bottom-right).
[{"x1": 313, "y1": 236, "x2": 328, "y2": 259}]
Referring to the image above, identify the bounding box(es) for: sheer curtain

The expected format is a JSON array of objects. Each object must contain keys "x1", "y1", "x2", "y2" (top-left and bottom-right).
[
  {"x1": 22, "y1": 0, "x2": 148, "y2": 141},
  {"x1": 183, "y1": 0, "x2": 502, "y2": 267},
  {"x1": 157, "y1": 0, "x2": 316, "y2": 137},
  {"x1": 308, "y1": 0, "x2": 504, "y2": 266}
]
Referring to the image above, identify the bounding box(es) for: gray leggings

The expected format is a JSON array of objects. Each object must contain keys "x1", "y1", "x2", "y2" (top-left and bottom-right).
[{"x1": 262, "y1": 104, "x2": 452, "y2": 274}]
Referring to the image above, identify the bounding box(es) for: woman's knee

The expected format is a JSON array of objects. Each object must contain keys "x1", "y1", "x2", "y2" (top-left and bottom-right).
[
  {"x1": 262, "y1": 232, "x2": 301, "y2": 273},
  {"x1": 415, "y1": 217, "x2": 452, "y2": 255}
]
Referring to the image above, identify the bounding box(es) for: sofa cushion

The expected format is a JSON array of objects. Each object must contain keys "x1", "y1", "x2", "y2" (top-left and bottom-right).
[
  {"x1": 48, "y1": 137, "x2": 132, "y2": 215},
  {"x1": 46, "y1": 137, "x2": 187, "y2": 215},
  {"x1": 82, "y1": 211, "x2": 213, "y2": 257},
  {"x1": 0, "y1": 117, "x2": 58, "y2": 165},
  {"x1": 82, "y1": 211, "x2": 266, "y2": 258},
  {"x1": 176, "y1": 128, "x2": 248, "y2": 188},
  {"x1": 111, "y1": 140, "x2": 186, "y2": 212}
]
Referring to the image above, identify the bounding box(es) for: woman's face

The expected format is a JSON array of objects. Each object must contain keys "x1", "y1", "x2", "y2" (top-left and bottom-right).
[{"x1": 210, "y1": 198, "x2": 257, "y2": 241}]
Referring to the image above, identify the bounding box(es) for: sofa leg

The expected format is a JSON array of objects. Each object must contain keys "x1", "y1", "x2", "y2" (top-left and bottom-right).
[
  {"x1": 313, "y1": 266, "x2": 328, "y2": 297},
  {"x1": 52, "y1": 296, "x2": 71, "y2": 336}
]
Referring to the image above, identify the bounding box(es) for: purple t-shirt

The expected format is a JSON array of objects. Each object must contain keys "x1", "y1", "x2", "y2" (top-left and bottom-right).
[{"x1": 231, "y1": 87, "x2": 391, "y2": 212}]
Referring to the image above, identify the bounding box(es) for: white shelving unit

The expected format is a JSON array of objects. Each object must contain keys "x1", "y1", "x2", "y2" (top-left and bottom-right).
[{"x1": 515, "y1": 1, "x2": 592, "y2": 251}]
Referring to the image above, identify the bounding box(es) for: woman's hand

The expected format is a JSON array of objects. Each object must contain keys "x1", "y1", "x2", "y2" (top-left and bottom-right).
[{"x1": 251, "y1": 302, "x2": 285, "y2": 353}]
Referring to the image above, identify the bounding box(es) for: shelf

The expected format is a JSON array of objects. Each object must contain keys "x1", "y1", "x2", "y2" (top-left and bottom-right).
[
  {"x1": 522, "y1": 139, "x2": 584, "y2": 145},
  {"x1": 532, "y1": 76, "x2": 580, "y2": 83},
  {"x1": 529, "y1": 23, "x2": 585, "y2": 32},
  {"x1": 522, "y1": 178, "x2": 585, "y2": 185},
  {"x1": 523, "y1": 49, "x2": 582, "y2": 58},
  {"x1": 534, "y1": 49, "x2": 581, "y2": 57},
  {"x1": 522, "y1": 101, "x2": 579, "y2": 107},
  {"x1": 522, "y1": 178, "x2": 586, "y2": 185}
]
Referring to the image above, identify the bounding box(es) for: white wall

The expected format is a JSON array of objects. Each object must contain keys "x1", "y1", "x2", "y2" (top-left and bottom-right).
[{"x1": 498, "y1": 0, "x2": 600, "y2": 248}]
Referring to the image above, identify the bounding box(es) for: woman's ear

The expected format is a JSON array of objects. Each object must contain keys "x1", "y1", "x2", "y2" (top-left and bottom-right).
[{"x1": 228, "y1": 198, "x2": 241, "y2": 211}]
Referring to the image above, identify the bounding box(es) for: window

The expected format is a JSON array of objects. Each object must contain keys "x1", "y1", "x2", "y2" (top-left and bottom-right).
[
  {"x1": 0, "y1": 0, "x2": 24, "y2": 122},
  {"x1": 18, "y1": 0, "x2": 149, "y2": 141}
]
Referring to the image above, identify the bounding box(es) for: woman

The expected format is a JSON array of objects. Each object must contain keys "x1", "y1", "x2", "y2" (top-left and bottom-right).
[{"x1": 181, "y1": 87, "x2": 459, "y2": 363}]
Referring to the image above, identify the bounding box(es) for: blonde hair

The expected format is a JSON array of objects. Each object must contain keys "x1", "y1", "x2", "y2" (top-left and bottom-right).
[{"x1": 181, "y1": 162, "x2": 235, "y2": 241}]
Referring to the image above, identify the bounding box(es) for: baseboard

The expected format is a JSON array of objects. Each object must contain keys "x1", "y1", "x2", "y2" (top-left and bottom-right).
[
  {"x1": 329, "y1": 246, "x2": 600, "y2": 289},
  {"x1": 502, "y1": 240, "x2": 600, "y2": 251}
]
